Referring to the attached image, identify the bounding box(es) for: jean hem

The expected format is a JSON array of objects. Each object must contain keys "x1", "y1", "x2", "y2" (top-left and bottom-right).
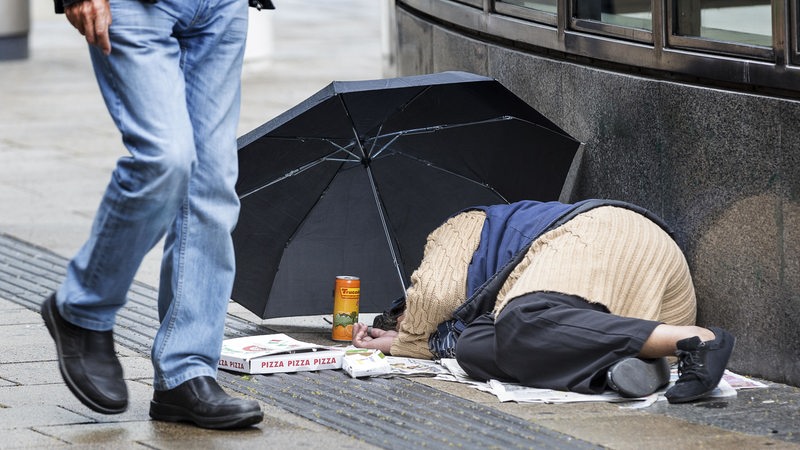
[{"x1": 154, "y1": 368, "x2": 218, "y2": 391}]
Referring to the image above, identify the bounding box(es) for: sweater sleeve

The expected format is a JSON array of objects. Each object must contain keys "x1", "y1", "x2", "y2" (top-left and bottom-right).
[{"x1": 390, "y1": 210, "x2": 486, "y2": 359}]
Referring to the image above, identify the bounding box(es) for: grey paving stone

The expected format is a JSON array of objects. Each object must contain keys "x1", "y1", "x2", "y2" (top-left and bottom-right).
[
  {"x1": 0, "y1": 304, "x2": 40, "y2": 325},
  {"x1": 537, "y1": 415, "x2": 796, "y2": 450},
  {"x1": 0, "y1": 322, "x2": 55, "y2": 364},
  {"x1": 0, "y1": 427, "x2": 71, "y2": 448},
  {"x1": 0, "y1": 355, "x2": 152, "y2": 386},
  {"x1": 0, "y1": 404, "x2": 93, "y2": 430}
]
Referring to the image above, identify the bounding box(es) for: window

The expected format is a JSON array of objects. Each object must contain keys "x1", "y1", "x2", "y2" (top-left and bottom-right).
[
  {"x1": 673, "y1": 0, "x2": 772, "y2": 47},
  {"x1": 575, "y1": 0, "x2": 652, "y2": 30},
  {"x1": 495, "y1": 0, "x2": 558, "y2": 25},
  {"x1": 572, "y1": 0, "x2": 653, "y2": 42},
  {"x1": 394, "y1": 0, "x2": 800, "y2": 95}
]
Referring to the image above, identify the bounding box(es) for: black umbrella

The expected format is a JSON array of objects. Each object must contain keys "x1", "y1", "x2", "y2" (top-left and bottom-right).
[{"x1": 231, "y1": 71, "x2": 580, "y2": 319}]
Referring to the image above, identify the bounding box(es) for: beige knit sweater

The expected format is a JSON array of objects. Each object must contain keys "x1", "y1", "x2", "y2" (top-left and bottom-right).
[
  {"x1": 390, "y1": 210, "x2": 486, "y2": 358},
  {"x1": 391, "y1": 206, "x2": 697, "y2": 359}
]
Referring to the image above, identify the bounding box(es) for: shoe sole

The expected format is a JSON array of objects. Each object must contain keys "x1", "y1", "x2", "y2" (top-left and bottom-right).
[
  {"x1": 150, "y1": 401, "x2": 264, "y2": 429},
  {"x1": 666, "y1": 389, "x2": 714, "y2": 404},
  {"x1": 607, "y1": 357, "x2": 670, "y2": 398},
  {"x1": 42, "y1": 297, "x2": 128, "y2": 415}
]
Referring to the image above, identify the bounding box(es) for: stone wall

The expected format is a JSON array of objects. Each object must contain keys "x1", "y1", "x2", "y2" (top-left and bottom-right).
[{"x1": 396, "y1": 7, "x2": 800, "y2": 386}]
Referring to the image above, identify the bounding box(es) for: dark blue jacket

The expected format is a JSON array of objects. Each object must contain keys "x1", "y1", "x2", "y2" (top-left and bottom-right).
[{"x1": 465, "y1": 200, "x2": 591, "y2": 298}]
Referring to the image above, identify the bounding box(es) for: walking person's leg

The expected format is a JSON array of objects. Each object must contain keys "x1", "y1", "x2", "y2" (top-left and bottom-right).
[
  {"x1": 42, "y1": 0, "x2": 199, "y2": 416},
  {"x1": 150, "y1": 0, "x2": 247, "y2": 392},
  {"x1": 146, "y1": 0, "x2": 263, "y2": 429},
  {"x1": 43, "y1": 0, "x2": 262, "y2": 427}
]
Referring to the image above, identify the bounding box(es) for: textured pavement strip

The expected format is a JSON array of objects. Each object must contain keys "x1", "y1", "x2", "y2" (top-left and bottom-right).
[{"x1": 0, "y1": 232, "x2": 597, "y2": 449}]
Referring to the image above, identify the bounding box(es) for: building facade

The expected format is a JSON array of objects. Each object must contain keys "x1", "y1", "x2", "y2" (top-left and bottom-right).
[{"x1": 388, "y1": 0, "x2": 800, "y2": 387}]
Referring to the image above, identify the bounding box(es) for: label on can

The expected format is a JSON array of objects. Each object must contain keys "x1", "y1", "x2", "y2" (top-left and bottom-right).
[{"x1": 332, "y1": 276, "x2": 360, "y2": 341}]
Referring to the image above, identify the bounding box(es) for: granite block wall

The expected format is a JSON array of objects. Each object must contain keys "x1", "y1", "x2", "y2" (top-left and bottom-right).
[{"x1": 396, "y1": 7, "x2": 800, "y2": 386}]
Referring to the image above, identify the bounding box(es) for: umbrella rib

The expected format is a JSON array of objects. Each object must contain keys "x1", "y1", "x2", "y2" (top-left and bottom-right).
[
  {"x1": 374, "y1": 116, "x2": 514, "y2": 143},
  {"x1": 336, "y1": 95, "x2": 368, "y2": 160},
  {"x1": 239, "y1": 148, "x2": 356, "y2": 200},
  {"x1": 257, "y1": 136, "x2": 362, "y2": 160},
  {"x1": 374, "y1": 151, "x2": 510, "y2": 204},
  {"x1": 366, "y1": 84, "x2": 434, "y2": 148},
  {"x1": 369, "y1": 115, "x2": 567, "y2": 158},
  {"x1": 366, "y1": 123, "x2": 384, "y2": 159},
  {"x1": 371, "y1": 134, "x2": 402, "y2": 160},
  {"x1": 365, "y1": 166, "x2": 408, "y2": 294},
  {"x1": 369, "y1": 116, "x2": 517, "y2": 159},
  {"x1": 325, "y1": 138, "x2": 362, "y2": 160}
]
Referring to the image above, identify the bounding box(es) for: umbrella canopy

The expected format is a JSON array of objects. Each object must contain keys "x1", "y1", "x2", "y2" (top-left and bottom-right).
[{"x1": 232, "y1": 71, "x2": 580, "y2": 319}]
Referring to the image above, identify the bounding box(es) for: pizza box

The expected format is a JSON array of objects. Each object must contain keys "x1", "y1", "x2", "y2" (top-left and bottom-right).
[{"x1": 219, "y1": 333, "x2": 345, "y2": 374}]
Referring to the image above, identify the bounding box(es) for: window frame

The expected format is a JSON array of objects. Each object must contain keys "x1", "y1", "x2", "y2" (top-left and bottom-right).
[
  {"x1": 396, "y1": 0, "x2": 800, "y2": 97},
  {"x1": 665, "y1": 0, "x2": 776, "y2": 60},
  {"x1": 569, "y1": 0, "x2": 655, "y2": 44},
  {"x1": 494, "y1": 1, "x2": 558, "y2": 26},
  {"x1": 791, "y1": 0, "x2": 800, "y2": 63},
  {"x1": 454, "y1": 0, "x2": 484, "y2": 7}
]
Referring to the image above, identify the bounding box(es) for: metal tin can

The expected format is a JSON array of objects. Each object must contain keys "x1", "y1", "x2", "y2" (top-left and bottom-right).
[{"x1": 331, "y1": 276, "x2": 360, "y2": 341}]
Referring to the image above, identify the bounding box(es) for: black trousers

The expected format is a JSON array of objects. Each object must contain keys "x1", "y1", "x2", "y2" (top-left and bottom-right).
[{"x1": 455, "y1": 292, "x2": 660, "y2": 394}]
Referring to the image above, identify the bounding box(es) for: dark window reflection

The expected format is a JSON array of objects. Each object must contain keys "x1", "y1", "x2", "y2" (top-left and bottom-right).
[{"x1": 574, "y1": 0, "x2": 652, "y2": 30}]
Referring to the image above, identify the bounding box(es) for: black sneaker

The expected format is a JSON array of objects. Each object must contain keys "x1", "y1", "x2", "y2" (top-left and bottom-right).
[
  {"x1": 665, "y1": 326, "x2": 735, "y2": 404},
  {"x1": 607, "y1": 357, "x2": 670, "y2": 398}
]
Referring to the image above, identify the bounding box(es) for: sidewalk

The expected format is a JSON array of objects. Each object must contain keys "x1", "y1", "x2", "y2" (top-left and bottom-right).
[{"x1": 1, "y1": 1, "x2": 798, "y2": 448}]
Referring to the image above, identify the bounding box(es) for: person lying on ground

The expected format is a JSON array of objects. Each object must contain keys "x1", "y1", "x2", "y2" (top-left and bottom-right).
[{"x1": 352, "y1": 199, "x2": 735, "y2": 403}]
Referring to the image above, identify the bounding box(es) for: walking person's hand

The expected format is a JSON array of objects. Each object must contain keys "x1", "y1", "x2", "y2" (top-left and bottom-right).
[{"x1": 65, "y1": 0, "x2": 112, "y2": 55}]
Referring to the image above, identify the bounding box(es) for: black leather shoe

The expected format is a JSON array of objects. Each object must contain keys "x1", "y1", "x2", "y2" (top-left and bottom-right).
[
  {"x1": 665, "y1": 326, "x2": 735, "y2": 404},
  {"x1": 607, "y1": 357, "x2": 670, "y2": 398},
  {"x1": 41, "y1": 294, "x2": 128, "y2": 414},
  {"x1": 150, "y1": 376, "x2": 263, "y2": 429}
]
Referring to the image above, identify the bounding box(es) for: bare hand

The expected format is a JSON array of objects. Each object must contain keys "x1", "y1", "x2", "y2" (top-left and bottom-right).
[
  {"x1": 65, "y1": 0, "x2": 112, "y2": 55},
  {"x1": 351, "y1": 323, "x2": 397, "y2": 354}
]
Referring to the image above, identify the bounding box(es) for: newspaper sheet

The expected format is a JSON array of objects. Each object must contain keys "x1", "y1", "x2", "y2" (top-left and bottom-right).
[{"x1": 379, "y1": 356, "x2": 768, "y2": 406}]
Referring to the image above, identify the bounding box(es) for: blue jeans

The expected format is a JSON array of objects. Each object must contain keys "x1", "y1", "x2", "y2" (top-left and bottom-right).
[{"x1": 56, "y1": 0, "x2": 248, "y2": 390}]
